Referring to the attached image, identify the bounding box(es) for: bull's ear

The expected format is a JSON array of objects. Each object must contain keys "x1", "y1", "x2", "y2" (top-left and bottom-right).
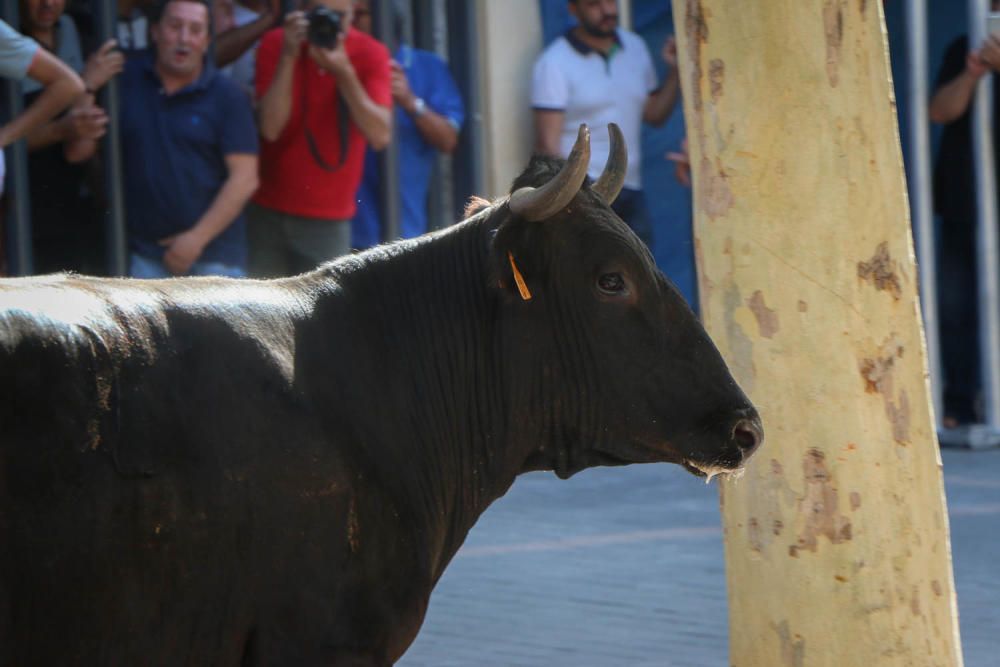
[
  {"x1": 464, "y1": 196, "x2": 492, "y2": 219},
  {"x1": 490, "y1": 217, "x2": 548, "y2": 302}
]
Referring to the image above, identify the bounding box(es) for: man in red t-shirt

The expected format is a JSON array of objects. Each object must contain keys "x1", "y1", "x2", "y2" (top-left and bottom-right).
[{"x1": 250, "y1": 0, "x2": 391, "y2": 277}]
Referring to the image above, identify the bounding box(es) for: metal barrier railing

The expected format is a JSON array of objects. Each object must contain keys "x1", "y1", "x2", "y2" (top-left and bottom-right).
[
  {"x1": 374, "y1": 0, "x2": 400, "y2": 243},
  {"x1": 95, "y1": 0, "x2": 127, "y2": 276},
  {"x1": 934, "y1": 0, "x2": 1000, "y2": 447},
  {"x1": 906, "y1": 0, "x2": 943, "y2": 428}
]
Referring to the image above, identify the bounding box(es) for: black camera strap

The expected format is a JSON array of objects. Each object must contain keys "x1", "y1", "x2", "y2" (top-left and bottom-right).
[{"x1": 301, "y1": 67, "x2": 351, "y2": 172}]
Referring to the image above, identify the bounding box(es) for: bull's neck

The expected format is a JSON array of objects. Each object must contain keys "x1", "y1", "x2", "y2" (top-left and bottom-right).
[{"x1": 320, "y1": 218, "x2": 533, "y2": 575}]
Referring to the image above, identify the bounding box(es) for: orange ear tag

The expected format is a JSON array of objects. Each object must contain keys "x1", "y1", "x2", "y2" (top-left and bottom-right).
[{"x1": 508, "y1": 252, "x2": 532, "y2": 301}]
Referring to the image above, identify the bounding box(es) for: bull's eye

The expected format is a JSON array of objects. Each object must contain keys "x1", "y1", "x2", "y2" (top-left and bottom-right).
[{"x1": 597, "y1": 272, "x2": 628, "y2": 295}]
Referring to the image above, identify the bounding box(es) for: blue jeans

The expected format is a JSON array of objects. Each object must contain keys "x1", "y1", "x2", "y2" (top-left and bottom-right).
[{"x1": 129, "y1": 253, "x2": 246, "y2": 279}]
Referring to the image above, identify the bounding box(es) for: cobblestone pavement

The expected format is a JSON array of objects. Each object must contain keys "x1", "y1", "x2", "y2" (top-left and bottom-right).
[{"x1": 399, "y1": 448, "x2": 1000, "y2": 666}]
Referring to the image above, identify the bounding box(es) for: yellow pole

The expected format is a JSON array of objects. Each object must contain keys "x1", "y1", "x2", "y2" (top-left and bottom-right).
[{"x1": 672, "y1": 1, "x2": 963, "y2": 665}]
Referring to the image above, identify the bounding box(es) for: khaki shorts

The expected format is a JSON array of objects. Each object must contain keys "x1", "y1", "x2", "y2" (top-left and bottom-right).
[{"x1": 246, "y1": 203, "x2": 352, "y2": 278}]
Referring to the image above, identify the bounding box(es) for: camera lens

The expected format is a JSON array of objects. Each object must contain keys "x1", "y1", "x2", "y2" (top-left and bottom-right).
[{"x1": 306, "y1": 7, "x2": 343, "y2": 50}]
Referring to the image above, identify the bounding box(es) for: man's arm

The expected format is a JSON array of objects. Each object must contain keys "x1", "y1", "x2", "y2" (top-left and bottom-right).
[
  {"x1": 407, "y1": 103, "x2": 457, "y2": 153},
  {"x1": 0, "y1": 49, "x2": 84, "y2": 147},
  {"x1": 25, "y1": 96, "x2": 108, "y2": 153},
  {"x1": 159, "y1": 153, "x2": 259, "y2": 275},
  {"x1": 930, "y1": 35, "x2": 1000, "y2": 124},
  {"x1": 392, "y1": 61, "x2": 458, "y2": 153},
  {"x1": 930, "y1": 67, "x2": 982, "y2": 124},
  {"x1": 258, "y1": 12, "x2": 306, "y2": 142},
  {"x1": 215, "y1": 0, "x2": 279, "y2": 68},
  {"x1": 534, "y1": 109, "x2": 564, "y2": 156},
  {"x1": 642, "y1": 36, "x2": 680, "y2": 127},
  {"x1": 331, "y1": 62, "x2": 391, "y2": 149},
  {"x1": 643, "y1": 70, "x2": 679, "y2": 127},
  {"x1": 309, "y1": 35, "x2": 391, "y2": 150}
]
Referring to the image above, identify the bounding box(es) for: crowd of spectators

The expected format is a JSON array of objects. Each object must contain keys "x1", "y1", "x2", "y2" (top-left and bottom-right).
[
  {"x1": 0, "y1": 0, "x2": 705, "y2": 294},
  {"x1": 2, "y1": 0, "x2": 692, "y2": 285},
  {"x1": 0, "y1": 0, "x2": 467, "y2": 279}
]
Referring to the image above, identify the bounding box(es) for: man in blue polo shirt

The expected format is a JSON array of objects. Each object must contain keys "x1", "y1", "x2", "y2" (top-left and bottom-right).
[
  {"x1": 120, "y1": 0, "x2": 259, "y2": 278},
  {"x1": 350, "y1": 0, "x2": 464, "y2": 248}
]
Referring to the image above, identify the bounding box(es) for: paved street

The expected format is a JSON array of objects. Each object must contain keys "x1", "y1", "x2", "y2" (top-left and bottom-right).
[{"x1": 399, "y1": 448, "x2": 1000, "y2": 666}]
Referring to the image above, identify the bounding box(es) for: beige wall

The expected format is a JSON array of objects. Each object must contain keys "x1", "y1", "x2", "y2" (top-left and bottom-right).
[{"x1": 475, "y1": 0, "x2": 543, "y2": 198}]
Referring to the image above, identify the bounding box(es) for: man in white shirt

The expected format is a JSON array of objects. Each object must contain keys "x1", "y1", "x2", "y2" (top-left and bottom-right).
[{"x1": 532, "y1": 0, "x2": 678, "y2": 247}]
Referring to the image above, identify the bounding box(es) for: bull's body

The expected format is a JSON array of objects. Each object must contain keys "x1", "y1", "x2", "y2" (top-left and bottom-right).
[{"x1": 0, "y1": 129, "x2": 761, "y2": 665}]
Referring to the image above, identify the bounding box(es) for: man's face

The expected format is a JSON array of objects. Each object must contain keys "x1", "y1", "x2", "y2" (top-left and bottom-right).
[
  {"x1": 23, "y1": 0, "x2": 65, "y2": 32},
  {"x1": 353, "y1": 0, "x2": 371, "y2": 36},
  {"x1": 569, "y1": 0, "x2": 619, "y2": 39},
  {"x1": 151, "y1": 0, "x2": 211, "y2": 79}
]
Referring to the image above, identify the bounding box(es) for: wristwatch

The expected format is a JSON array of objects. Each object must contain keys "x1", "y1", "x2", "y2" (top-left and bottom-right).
[{"x1": 412, "y1": 97, "x2": 427, "y2": 117}]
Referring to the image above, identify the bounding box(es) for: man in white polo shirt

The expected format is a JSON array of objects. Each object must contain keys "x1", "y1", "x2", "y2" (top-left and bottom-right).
[{"x1": 532, "y1": 0, "x2": 678, "y2": 248}]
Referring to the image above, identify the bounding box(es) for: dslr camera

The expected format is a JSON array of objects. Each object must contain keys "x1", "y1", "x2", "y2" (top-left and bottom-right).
[{"x1": 306, "y1": 6, "x2": 344, "y2": 49}]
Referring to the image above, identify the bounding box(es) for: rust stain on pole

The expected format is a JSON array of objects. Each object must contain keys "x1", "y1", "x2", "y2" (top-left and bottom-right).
[
  {"x1": 857, "y1": 241, "x2": 902, "y2": 300},
  {"x1": 823, "y1": 1, "x2": 845, "y2": 87}
]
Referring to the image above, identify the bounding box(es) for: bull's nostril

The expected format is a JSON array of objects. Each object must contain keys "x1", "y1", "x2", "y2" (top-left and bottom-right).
[{"x1": 732, "y1": 419, "x2": 763, "y2": 454}]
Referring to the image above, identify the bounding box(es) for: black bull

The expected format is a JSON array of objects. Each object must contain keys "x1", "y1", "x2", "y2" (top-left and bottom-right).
[{"x1": 0, "y1": 125, "x2": 761, "y2": 665}]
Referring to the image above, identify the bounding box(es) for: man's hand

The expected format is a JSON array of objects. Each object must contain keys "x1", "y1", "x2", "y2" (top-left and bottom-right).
[
  {"x1": 83, "y1": 40, "x2": 124, "y2": 92},
  {"x1": 390, "y1": 60, "x2": 416, "y2": 110},
  {"x1": 282, "y1": 11, "x2": 308, "y2": 58},
  {"x1": 158, "y1": 229, "x2": 208, "y2": 276},
  {"x1": 63, "y1": 97, "x2": 109, "y2": 141},
  {"x1": 309, "y1": 33, "x2": 352, "y2": 77},
  {"x1": 976, "y1": 34, "x2": 1000, "y2": 73},
  {"x1": 666, "y1": 137, "x2": 691, "y2": 188},
  {"x1": 967, "y1": 51, "x2": 989, "y2": 79},
  {"x1": 661, "y1": 35, "x2": 677, "y2": 69}
]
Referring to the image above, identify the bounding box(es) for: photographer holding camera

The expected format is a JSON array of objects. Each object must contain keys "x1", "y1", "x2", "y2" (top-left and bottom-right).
[{"x1": 249, "y1": 0, "x2": 392, "y2": 277}]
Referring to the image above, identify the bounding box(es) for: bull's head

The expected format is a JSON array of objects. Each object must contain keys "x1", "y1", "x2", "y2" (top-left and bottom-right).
[{"x1": 489, "y1": 124, "x2": 762, "y2": 481}]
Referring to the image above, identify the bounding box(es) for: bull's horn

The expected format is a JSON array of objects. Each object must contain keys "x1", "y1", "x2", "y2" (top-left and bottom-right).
[
  {"x1": 591, "y1": 123, "x2": 626, "y2": 205},
  {"x1": 509, "y1": 124, "x2": 591, "y2": 221}
]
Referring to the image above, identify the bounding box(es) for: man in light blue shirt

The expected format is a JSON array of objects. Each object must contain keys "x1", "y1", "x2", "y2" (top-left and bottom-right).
[
  {"x1": 351, "y1": 0, "x2": 465, "y2": 248},
  {"x1": 0, "y1": 17, "x2": 84, "y2": 194}
]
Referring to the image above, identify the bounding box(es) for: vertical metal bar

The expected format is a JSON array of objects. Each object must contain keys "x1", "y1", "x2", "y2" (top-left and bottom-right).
[
  {"x1": 398, "y1": 0, "x2": 413, "y2": 48},
  {"x1": 464, "y1": 0, "x2": 484, "y2": 197},
  {"x1": 374, "y1": 0, "x2": 400, "y2": 242},
  {"x1": 906, "y1": 0, "x2": 943, "y2": 427},
  {"x1": 2, "y1": 0, "x2": 33, "y2": 275},
  {"x1": 95, "y1": 0, "x2": 128, "y2": 275},
  {"x1": 430, "y1": 0, "x2": 448, "y2": 57},
  {"x1": 968, "y1": 0, "x2": 1000, "y2": 426},
  {"x1": 619, "y1": 0, "x2": 632, "y2": 31},
  {"x1": 428, "y1": 0, "x2": 455, "y2": 228}
]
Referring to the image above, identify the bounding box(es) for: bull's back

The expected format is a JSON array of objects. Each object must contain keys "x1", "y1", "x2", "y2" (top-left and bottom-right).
[{"x1": 0, "y1": 277, "x2": 359, "y2": 664}]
